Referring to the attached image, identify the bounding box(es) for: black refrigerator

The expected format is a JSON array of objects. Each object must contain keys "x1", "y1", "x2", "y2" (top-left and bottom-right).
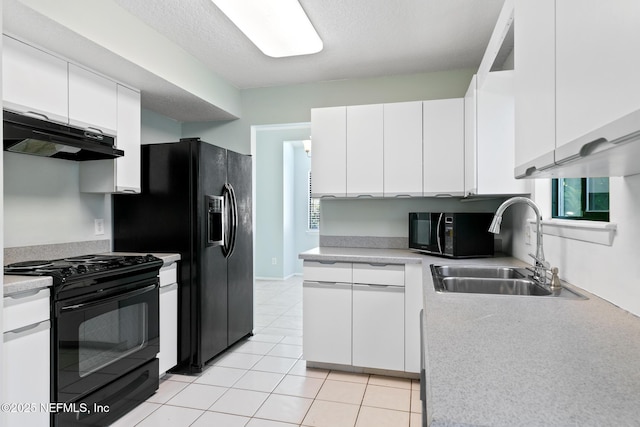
[{"x1": 113, "y1": 138, "x2": 253, "y2": 373}]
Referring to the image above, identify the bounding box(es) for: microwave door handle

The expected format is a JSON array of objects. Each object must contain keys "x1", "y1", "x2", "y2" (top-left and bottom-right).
[{"x1": 436, "y1": 213, "x2": 444, "y2": 254}]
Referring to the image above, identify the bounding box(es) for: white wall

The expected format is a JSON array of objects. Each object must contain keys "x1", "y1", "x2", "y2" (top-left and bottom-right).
[
  {"x1": 254, "y1": 126, "x2": 317, "y2": 279},
  {"x1": 2, "y1": 108, "x2": 181, "y2": 249},
  {"x1": 1, "y1": 4, "x2": 5, "y2": 411},
  {"x1": 282, "y1": 143, "x2": 295, "y2": 277},
  {"x1": 511, "y1": 176, "x2": 640, "y2": 317},
  {"x1": 141, "y1": 108, "x2": 182, "y2": 143},
  {"x1": 3, "y1": 153, "x2": 110, "y2": 247}
]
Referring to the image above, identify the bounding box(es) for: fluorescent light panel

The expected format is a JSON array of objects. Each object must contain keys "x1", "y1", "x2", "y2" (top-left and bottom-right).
[{"x1": 212, "y1": 0, "x2": 323, "y2": 58}]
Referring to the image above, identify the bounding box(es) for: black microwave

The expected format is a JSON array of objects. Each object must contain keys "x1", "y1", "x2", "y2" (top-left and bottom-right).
[{"x1": 408, "y1": 212, "x2": 495, "y2": 258}]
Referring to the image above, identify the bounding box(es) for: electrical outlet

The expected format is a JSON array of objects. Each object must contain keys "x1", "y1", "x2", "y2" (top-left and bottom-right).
[
  {"x1": 525, "y1": 224, "x2": 531, "y2": 245},
  {"x1": 272, "y1": 257, "x2": 277, "y2": 265},
  {"x1": 95, "y1": 219, "x2": 105, "y2": 235}
]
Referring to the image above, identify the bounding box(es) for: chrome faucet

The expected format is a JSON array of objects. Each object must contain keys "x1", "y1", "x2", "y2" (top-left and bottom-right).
[{"x1": 488, "y1": 197, "x2": 551, "y2": 286}]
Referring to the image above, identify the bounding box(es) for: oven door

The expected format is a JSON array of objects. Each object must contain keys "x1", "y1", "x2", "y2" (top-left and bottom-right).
[
  {"x1": 409, "y1": 213, "x2": 444, "y2": 255},
  {"x1": 54, "y1": 278, "x2": 160, "y2": 403}
]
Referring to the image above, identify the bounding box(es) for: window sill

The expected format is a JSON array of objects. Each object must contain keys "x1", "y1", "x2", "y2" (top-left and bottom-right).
[{"x1": 527, "y1": 218, "x2": 617, "y2": 246}]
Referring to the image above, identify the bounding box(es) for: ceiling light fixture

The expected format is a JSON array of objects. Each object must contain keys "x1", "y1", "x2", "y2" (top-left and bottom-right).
[{"x1": 211, "y1": 0, "x2": 323, "y2": 58}]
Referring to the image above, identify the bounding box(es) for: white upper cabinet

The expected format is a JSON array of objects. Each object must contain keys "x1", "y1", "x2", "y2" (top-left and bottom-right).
[
  {"x1": 515, "y1": 0, "x2": 640, "y2": 178},
  {"x1": 555, "y1": 0, "x2": 640, "y2": 150},
  {"x1": 513, "y1": 0, "x2": 556, "y2": 176},
  {"x1": 346, "y1": 104, "x2": 384, "y2": 197},
  {"x1": 423, "y1": 98, "x2": 464, "y2": 196},
  {"x1": 68, "y1": 64, "x2": 118, "y2": 136},
  {"x1": 383, "y1": 101, "x2": 423, "y2": 197},
  {"x1": 2, "y1": 35, "x2": 68, "y2": 124},
  {"x1": 467, "y1": 72, "x2": 529, "y2": 196},
  {"x1": 311, "y1": 99, "x2": 468, "y2": 198},
  {"x1": 464, "y1": 75, "x2": 478, "y2": 195},
  {"x1": 80, "y1": 85, "x2": 142, "y2": 194},
  {"x1": 311, "y1": 106, "x2": 347, "y2": 197},
  {"x1": 114, "y1": 85, "x2": 142, "y2": 193}
]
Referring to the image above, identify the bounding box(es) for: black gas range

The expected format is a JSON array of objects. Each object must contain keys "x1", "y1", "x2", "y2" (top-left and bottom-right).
[{"x1": 5, "y1": 254, "x2": 164, "y2": 426}]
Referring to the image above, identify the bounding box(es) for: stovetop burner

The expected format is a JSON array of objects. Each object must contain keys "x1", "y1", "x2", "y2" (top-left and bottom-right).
[
  {"x1": 64, "y1": 255, "x2": 126, "y2": 264},
  {"x1": 5, "y1": 254, "x2": 164, "y2": 299},
  {"x1": 5, "y1": 260, "x2": 54, "y2": 270}
]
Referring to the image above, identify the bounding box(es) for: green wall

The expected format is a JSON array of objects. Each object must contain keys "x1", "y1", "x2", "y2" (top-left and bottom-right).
[{"x1": 182, "y1": 69, "x2": 476, "y2": 154}]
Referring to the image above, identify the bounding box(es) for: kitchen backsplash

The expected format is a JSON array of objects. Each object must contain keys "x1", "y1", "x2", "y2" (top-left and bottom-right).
[
  {"x1": 4, "y1": 240, "x2": 110, "y2": 265},
  {"x1": 320, "y1": 235, "x2": 407, "y2": 249}
]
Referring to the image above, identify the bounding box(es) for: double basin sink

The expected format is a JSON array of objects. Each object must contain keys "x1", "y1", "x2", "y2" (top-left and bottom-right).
[{"x1": 431, "y1": 265, "x2": 586, "y2": 299}]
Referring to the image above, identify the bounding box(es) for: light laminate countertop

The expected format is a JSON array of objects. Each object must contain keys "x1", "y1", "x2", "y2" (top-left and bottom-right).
[{"x1": 300, "y1": 247, "x2": 640, "y2": 426}]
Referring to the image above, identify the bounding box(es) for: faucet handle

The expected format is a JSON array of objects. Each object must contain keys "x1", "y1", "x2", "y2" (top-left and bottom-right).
[
  {"x1": 528, "y1": 253, "x2": 550, "y2": 269},
  {"x1": 550, "y1": 267, "x2": 562, "y2": 290}
]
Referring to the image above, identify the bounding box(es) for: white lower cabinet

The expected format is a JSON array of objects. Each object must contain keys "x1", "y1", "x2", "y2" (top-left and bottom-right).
[
  {"x1": 302, "y1": 260, "x2": 421, "y2": 374},
  {"x1": 352, "y1": 284, "x2": 404, "y2": 371},
  {"x1": 2, "y1": 288, "x2": 51, "y2": 427},
  {"x1": 158, "y1": 262, "x2": 178, "y2": 376},
  {"x1": 303, "y1": 281, "x2": 352, "y2": 365}
]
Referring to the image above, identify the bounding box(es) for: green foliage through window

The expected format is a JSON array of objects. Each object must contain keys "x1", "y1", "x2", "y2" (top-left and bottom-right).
[{"x1": 552, "y1": 178, "x2": 609, "y2": 221}]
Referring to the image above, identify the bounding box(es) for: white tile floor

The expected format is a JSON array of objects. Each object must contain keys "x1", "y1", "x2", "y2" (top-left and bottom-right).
[{"x1": 109, "y1": 276, "x2": 422, "y2": 427}]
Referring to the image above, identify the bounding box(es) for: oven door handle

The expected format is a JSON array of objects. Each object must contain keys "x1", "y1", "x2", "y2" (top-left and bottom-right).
[{"x1": 60, "y1": 283, "x2": 158, "y2": 313}]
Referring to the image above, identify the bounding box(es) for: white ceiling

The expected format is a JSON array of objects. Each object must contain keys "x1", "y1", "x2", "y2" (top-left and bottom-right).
[{"x1": 3, "y1": 0, "x2": 507, "y2": 120}]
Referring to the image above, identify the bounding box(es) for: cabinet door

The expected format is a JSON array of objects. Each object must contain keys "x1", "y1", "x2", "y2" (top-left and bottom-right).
[
  {"x1": 513, "y1": 0, "x2": 556, "y2": 177},
  {"x1": 2, "y1": 35, "x2": 68, "y2": 124},
  {"x1": 115, "y1": 85, "x2": 142, "y2": 192},
  {"x1": 555, "y1": 0, "x2": 640, "y2": 151},
  {"x1": 476, "y1": 71, "x2": 529, "y2": 195},
  {"x1": 3, "y1": 322, "x2": 50, "y2": 427},
  {"x1": 311, "y1": 107, "x2": 347, "y2": 197},
  {"x1": 303, "y1": 281, "x2": 352, "y2": 365},
  {"x1": 159, "y1": 283, "x2": 178, "y2": 376},
  {"x1": 68, "y1": 64, "x2": 117, "y2": 135},
  {"x1": 464, "y1": 76, "x2": 477, "y2": 196},
  {"x1": 404, "y1": 264, "x2": 423, "y2": 374},
  {"x1": 423, "y1": 98, "x2": 464, "y2": 196},
  {"x1": 383, "y1": 101, "x2": 423, "y2": 197},
  {"x1": 352, "y1": 284, "x2": 404, "y2": 371},
  {"x1": 79, "y1": 85, "x2": 141, "y2": 193},
  {"x1": 346, "y1": 104, "x2": 384, "y2": 197}
]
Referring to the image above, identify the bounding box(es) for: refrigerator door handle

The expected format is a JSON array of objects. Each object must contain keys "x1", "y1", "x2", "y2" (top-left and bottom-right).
[{"x1": 222, "y1": 183, "x2": 238, "y2": 258}]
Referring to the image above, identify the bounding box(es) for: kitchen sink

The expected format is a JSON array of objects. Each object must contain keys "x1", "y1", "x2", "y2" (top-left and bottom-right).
[
  {"x1": 440, "y1": 277, "x2": 551, "y2": 296},
  {"x1": 431, "y1": 264, "x2": 586, "y2": 299},
  {"x1": 432, "y1": 265, "x2": 528, "y2": 279}
]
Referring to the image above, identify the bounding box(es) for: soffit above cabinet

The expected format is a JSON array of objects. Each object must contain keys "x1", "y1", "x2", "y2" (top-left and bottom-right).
[{"x1": 4, "y1": 0, "x2": 241, "y2": 122}]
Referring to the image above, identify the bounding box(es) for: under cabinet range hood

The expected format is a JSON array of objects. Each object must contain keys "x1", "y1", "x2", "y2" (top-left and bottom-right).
[{"x1": 3, "y1": 110, "x2": 123, "y2": 160}]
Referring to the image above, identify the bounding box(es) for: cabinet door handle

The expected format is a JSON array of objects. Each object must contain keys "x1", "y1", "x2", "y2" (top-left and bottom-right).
[
  {"x1": 579, "y1": 137, "x2": 608, "y2": 157},
  {"x1": 24, "y1": 111, "x2": 50, "y2": 121},
  {"x1": 303, "y1": 281, "x2": 351, "y2": 290},
  {"x1": 4, "y1": 320, "x2": 50, "y2": 342}
]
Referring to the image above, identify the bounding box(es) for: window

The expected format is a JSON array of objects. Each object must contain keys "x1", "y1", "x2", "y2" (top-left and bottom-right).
[
  {"x1": 308, "y1": 171, "x2": 320, "y2": 231},
  {"x1": 552, "y1": 177, "x2": 609, "y2": 221}
]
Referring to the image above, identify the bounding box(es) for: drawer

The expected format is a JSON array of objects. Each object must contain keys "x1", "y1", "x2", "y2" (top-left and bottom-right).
[
  {"x1": 303, "y1": 261, "x2": 352, "y2": 283},
  {"x1": 353, "y1": 263, "x2": 404, "y2": 286},
  {"x1": 3, "y1": 288, "x2": 50, "y2": 333},
  {"x1": 159, "y1": 262, "x2": 178, "y2": 287}
]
